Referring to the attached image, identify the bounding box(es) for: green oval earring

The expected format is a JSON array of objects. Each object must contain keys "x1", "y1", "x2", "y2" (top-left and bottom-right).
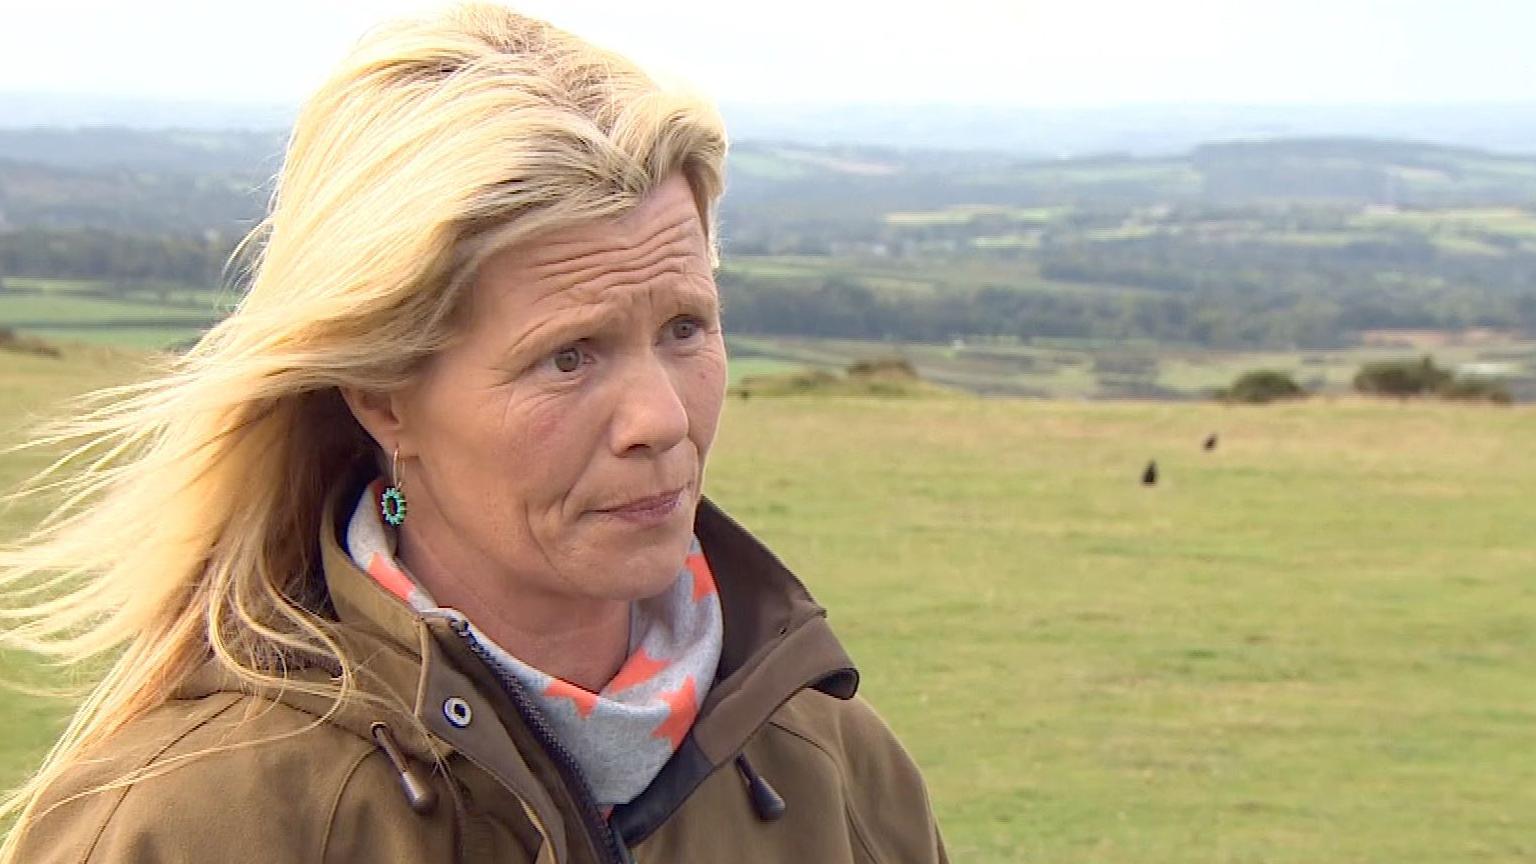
[{"x1": 381, "y1": 447, "x2": 407, "y2": 527}]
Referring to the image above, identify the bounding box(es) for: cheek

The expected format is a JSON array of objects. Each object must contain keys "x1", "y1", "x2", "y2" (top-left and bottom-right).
[
  {"x1": 518, "y1": 393, "x2": 607, "y2": 498},
  {"x1": 521, "y1": 396, "x2": 566, "y2": 448},
  {"x1": 683, "y1": 348, "x2": 728, "y2": 454}
]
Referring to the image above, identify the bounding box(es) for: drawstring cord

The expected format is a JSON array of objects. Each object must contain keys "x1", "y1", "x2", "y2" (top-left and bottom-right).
[
  {"x1": 373, "y1": 720, "x2": 782, "y2": 831},
  {"x1": 734, "y1": 754, "x2": 785, "y2": 821},
  {"x1": 372, "y1": 721, "x2": 439, "y2": 815}
]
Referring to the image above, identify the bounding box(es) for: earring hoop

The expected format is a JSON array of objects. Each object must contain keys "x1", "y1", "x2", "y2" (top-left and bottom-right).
[{"x1": 381, "y1": 447, "x2": 408, "y2": 526}]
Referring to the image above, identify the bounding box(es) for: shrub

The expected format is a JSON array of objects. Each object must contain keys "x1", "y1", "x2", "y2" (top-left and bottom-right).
[
  {"x1": 731, "y1": 360, "x2": 958, "y2": 399},
  {"x1": 1353, "y1": 355, "x2": 1451, "y2": 397},
  {"x1": 1218, "y1": 369, "x2": 1307, "y2": 403},
  {"x1": 846, "y1": 357, "x2": 918, "y2": 379},
  {"x1": 1352, "y1": 355, "x2": 1513, "y2": 403},
  {"x1": 0, "y1": 326, "x2": 62, "y2": 358},
  {"x1": 1438, "y1": 377, "x2": 1513, "y2": 404}
]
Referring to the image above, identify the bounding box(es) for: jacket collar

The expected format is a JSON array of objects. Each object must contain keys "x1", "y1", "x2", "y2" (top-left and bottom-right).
[{"x1": 318, "y1": 472, "x2": 859, "y2": 845}]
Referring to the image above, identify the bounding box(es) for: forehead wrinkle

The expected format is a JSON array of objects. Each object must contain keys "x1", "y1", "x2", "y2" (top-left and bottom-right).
[
  {"x1": 554, "y1": 258, "x2": 718, "y2": 325},
  {"x1": 527, "y1": 211, "x2": 706, "y2": 288},
  {"x1": 552, "y1": 243, "x2": 710, "y2": 311},
  {"x1": 534, "y1": 180, "x2": 701, "y2": 255}
]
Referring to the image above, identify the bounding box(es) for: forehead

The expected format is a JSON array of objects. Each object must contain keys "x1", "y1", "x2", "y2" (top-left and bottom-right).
[{"x1": 471, "y1": 174, "x2": 711, "y2": 312}]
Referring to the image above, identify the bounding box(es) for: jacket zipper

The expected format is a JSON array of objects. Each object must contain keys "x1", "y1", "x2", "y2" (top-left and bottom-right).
[{"x1": 449, "y1": 618, "x2": 633, "y2": 864}]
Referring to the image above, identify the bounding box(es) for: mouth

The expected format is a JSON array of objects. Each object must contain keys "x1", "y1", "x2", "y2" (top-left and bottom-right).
[{"x1": 594, "y1": 486, "x2": 687, "y2": 522}]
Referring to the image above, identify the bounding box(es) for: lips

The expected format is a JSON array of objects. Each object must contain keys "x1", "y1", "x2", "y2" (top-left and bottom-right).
[{"x1": 596, "y1": 486, "x2": 686, "y2": 516}]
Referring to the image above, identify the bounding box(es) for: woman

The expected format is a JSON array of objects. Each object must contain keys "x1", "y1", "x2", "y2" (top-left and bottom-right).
[{"x1": 0, "y1": 5, "x2": 947, "y2": 862}]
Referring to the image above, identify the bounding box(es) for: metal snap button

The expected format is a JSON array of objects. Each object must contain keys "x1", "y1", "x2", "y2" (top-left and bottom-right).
[{"x1": 443, "y1": 696, "x2": 473, "y2": 728}]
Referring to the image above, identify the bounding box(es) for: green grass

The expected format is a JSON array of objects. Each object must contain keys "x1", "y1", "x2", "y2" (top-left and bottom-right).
[
  {"x1": 2, "y1": 277, "x2": 227, "y2": 305},
  {"x1": 726, "y1": 356, "x2": 804, "y2": 385},
  {"x1": 0, "y1": 282, "x2": 225, "y2": 350},
  {"x1": 3, "y1": 352, "x2": 1535, "y2": 862},
  {"x1": 0, "y1": 294, "x2": 212, "y2": 323},
  {"x1": 707, "y1": 398, "x2": 1536, "y2": 863},
  {"x1": 0, "y1": 346, "x2": 158, "y2": 800},
  {"x1": 20, "y1": 327, "x2": 205, "y2": 351}
]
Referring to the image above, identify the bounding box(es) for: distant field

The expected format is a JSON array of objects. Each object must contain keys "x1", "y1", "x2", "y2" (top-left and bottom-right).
[
  {"x1": 885, "y1": 205, "x2": 1064, "y2": 226},
  {"x1": 0, "y1": 279, "x2": 221, "y2": 350},
  {"x1": 0, "y1": 293, "x2": 211, "y2": 323},
  {"x1": 12, "y1": 235, "x2": 1535, "y2": 402},
  {"x1": 6, "y1": 287, "x2": 1531, "y2": 401},
  {"x1": 724, "y1": 253, "x2": 1144, "y2": 297},
  {"x1": 0, "y1": 278, "x2": 102, "y2": 294},
  {"x1": 864, "y1": 203, "x2": 1536, "y2": 257},
  {"x1": 1352, "y1": 206, "x2": 1536, "y2": 240},
  {"x1": 2, "y1": 346, "x2": 1533, "y2": 862},
  {"x1": 729, "y1": 333, "x2": 1536, "y2": 400},
  {"x1": 725, "y1": 355, "x2": 802, "y2": 385}
]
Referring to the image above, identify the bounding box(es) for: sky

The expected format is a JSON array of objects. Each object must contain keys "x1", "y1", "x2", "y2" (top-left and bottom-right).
[{"x1": 1, "y1": 0, "x2": 1534, "y2": 107}]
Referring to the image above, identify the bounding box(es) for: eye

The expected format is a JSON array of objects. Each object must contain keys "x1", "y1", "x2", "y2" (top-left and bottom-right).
[
  {"x1": 667, "y1": 316, "x2": 704, "y2": 342},
  {"x1": 550, "y1": 345, "x2": 584, "y2": 374}
]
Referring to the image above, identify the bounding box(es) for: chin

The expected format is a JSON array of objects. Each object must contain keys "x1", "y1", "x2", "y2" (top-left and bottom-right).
[{"x1": 606, "y1": 528, "x2": 695, "y2": 601}]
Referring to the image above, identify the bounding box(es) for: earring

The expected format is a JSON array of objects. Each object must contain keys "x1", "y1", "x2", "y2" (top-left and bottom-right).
[{"x1": 381, "y1": 447, "x2": 408, "y2": 526}]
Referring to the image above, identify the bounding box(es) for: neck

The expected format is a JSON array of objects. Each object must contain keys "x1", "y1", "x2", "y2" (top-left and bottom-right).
[
  {"x1": 399, "y1": 531, "x2": 630, "y2": 693},
  {"x1": 473, "y1": 601, "x2": 631, "y2": 693}
]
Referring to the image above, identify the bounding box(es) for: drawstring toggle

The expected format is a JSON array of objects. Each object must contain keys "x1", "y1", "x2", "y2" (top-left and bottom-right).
[
  {"x1": 372, "y1": 721, "x2": 439, "y2": 815},
  {"x1": 735, "y1": 754, "x2": 786, "y2": 822}
]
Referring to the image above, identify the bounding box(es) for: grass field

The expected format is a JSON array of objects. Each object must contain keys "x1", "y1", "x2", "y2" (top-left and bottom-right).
[
  {"x1": 0, "y1": 347, "x2": 160, "y2": 810},
  {"x1": 2, "y1": 345, "x2": 1534, "y2": 862},
  {"x1": 0, "y1": 279, "x2": 224, "y2": 350},
  {"x1": 729, "y1": 333, "x2": 1536, "y2": 401}
]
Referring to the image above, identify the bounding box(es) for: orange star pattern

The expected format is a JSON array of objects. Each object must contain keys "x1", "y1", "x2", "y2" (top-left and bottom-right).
[
  {"x1": 650, "y1": 676, "x2": 698, "y2": 749},
  {"x1": 366, "y1": 552, "x2": 415, "y2": 603},
  {"x1": 544, "y1": 678, "x2": 599, "y2": 719},
  {"x1": 606, "y1": 648, "x2": 669, "y2": 695},
  {"x1": 686, "y1": 553, "x2": 717, "y2": 603}
]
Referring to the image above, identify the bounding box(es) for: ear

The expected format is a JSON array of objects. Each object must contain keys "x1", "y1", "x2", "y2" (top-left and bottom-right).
[{"x1": 340, "y1": 385, "x2": 414, "y2": 458}]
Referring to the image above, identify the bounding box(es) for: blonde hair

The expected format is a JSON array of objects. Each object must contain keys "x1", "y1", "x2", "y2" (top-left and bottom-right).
[{"x1": 0, "y1": 4, "x2": 726, "y2": 853}]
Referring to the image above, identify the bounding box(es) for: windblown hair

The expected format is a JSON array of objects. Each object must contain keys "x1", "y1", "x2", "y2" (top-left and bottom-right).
[{"x1": 0, "y1": 4, "x2": 726, "y2": 854}]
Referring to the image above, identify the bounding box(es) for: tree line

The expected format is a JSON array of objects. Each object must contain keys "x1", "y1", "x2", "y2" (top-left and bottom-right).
[
  {"x1": 718, "y1": 268, "x2": 1536, "y2": 349},
  {"x1": 0, "y1": 228, "x2": 236, "y2": 287}
]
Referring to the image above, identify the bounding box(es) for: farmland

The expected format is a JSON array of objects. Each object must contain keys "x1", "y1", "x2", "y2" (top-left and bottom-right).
[
  {"x1": 4, "y1": 275, "x2": 1534, "y2": 400},
  {"x1": 3, "y1": 126, "x2": 1536, "y2": 861},
  {"x1": 3, "y1": 345, "x2": 1533, "y2": 862}
]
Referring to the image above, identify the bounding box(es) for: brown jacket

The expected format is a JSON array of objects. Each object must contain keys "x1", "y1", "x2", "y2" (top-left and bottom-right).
[{"x1": 13, "y1": 483, "x2": 948, "y2": 863}]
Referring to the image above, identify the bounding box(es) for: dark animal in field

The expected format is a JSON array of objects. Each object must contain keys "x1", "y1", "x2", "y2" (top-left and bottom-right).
[
  {"x1": 1142, "y1": 460, "x2": 1158, "y2": 486},
  {"x1": 1204, "y1": 434, "x2": 1218, "y2": 451}
]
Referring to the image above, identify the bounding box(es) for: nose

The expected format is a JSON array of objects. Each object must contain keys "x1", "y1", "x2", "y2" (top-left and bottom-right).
[{"x1": 609, "y1": 351, "x2": 689, "y2": 457}]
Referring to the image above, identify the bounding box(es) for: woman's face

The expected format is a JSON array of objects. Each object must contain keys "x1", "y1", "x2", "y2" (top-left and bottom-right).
[{"x1": 391, "y1": 173, "x2": 727, "y2": 607}]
